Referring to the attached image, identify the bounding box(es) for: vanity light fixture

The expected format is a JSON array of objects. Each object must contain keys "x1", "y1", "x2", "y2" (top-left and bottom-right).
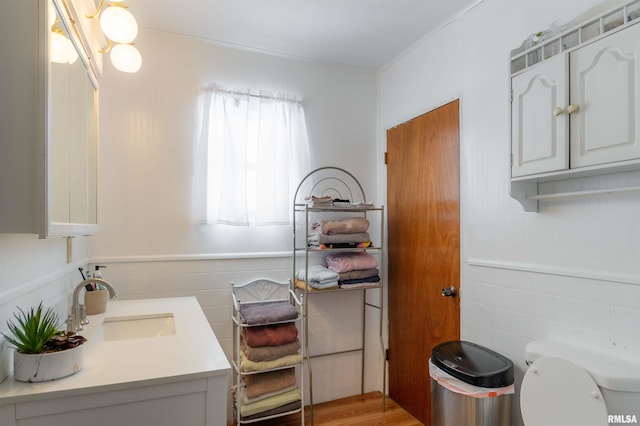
[{"x1": 87, "y1": 0, "x2": 142, "y2": 73}]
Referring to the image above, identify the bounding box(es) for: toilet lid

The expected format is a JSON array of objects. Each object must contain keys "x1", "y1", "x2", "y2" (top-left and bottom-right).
[{"x1": 521, "y1": 356, "x2": 607, "y2": 426}]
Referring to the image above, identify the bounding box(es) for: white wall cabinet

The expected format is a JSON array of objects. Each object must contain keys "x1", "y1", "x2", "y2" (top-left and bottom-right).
[
  {"x1": 0, "y1": 0, "x2": 100, "y2": 237},
  {"x1": 509, "y1": 2, "x2": 640, "y2": 211},
  {"x1": 511, "y1": 54, "x2": 569, "y2": 177},
  {"x1": 569, "y1": 22, "x2": 640, "y2": 168},
  {"x1": 512, "y1": 21, "x2": 640, "y2": 178}
]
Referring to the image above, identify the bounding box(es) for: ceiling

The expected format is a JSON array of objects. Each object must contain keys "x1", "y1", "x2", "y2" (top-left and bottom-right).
[{"x1": 128, "y1": 0, "x2": 480, "y2": 69}]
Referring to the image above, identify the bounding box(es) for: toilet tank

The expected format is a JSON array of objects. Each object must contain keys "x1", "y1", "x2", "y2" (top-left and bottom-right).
[{"x1": 525, "y1": 340, "x2": 640, "y2": 418}]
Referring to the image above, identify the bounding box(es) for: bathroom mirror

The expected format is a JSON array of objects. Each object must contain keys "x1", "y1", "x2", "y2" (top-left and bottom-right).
[{"x1": 48, "y1": 0, "x2": 98, "y2": 236}]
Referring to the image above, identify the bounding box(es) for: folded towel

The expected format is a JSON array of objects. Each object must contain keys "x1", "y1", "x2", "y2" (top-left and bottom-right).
[
  {"x1": 340, "y1": 275, "x2": 380, "y2": 285},
  {"x1": 325, "y1": 252, "x2": 378, "y2": 273},
  {"x1": 295, "y1": 279, "x2": 338, "y2": 292},
  {"x1": 338, "y1": 268, "x2": 379, "y2": 281},
  {"x1": 338, "y1": 280, "x2": 382, "y2": 290},
  {"x1": 308, "y1": 232, "x2": 371, "y2": 245},
  {"x1": 240, "y1": 388, "x2": 301, "y2": 418},
  {"x1": 241, "y1": 338, "x2": 300, "y2": 362},
  {"x1": 241, "y1": 400, "x2": 302, "y2": 421},
  {"x1": 240, "y1": 301, "x2": 298, "y2": 326},
  {"x1": 241, "y1": 383, "x2": 299, "y2": 404},
  {"x1": 295, "y1": 265, "x2": 339, "y2": 288},
  {"x1": 240, "y1": 350, "x2": 303, "y2": 372},
  {"x1": 317, "y1": 242, "x2": 372, "y2": 249},
  {"x1": 312, "y1": 217, "x2": 369, "y2": 234},
  {"x1": 242, "y1": 368, "x2": 297, "y2": 400},
  {"x1": 242, "y1": 322, "x2": 298, "y2": 347},
  {"x1": 304, "y1": 195, "x2": 333, "y2": 207},
  {"x1": 243, "y1": 367, "x2": 296, "y2": 388}
]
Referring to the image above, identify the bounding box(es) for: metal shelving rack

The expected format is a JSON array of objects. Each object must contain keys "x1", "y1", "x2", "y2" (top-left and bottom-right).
[
  {"x1": 231, "y1": 279, "x2": 305, "y2": 425},
  {"x1": 292, "y1": 167, "x2": 386, "y2": 425}
]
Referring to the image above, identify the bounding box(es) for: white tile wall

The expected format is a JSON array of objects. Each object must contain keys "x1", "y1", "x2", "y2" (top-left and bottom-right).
[{"x1": 462, "y1": 262, "x2": 640, "y2": 425}]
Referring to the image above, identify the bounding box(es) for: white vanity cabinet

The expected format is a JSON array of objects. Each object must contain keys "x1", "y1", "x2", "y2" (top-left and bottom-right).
[
  {"x1": 512, "y1": 21, "x2": 640, "y2": 178},
  {"x1": 0, "y1": 297, "x2": 230, "y2": 426},
  {"x1": 0, "y1": 0, "x2": 100, "y2": 237}
]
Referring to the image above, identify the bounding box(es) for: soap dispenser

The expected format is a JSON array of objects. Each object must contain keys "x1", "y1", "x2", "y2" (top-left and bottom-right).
[{"x1": 94, "y1": 265, "x2": 107, "y2": 279}]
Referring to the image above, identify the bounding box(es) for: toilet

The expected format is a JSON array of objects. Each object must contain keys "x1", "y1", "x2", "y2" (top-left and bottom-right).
[{"x1": 520, "y1": 340, "x2": 640, "y2": 426}]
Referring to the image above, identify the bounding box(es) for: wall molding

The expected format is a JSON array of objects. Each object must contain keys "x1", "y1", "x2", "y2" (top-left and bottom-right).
[
  {"x1": 1, "y1": 252, "x2": 290, "y2": 305},
  {"x1": 89, "y1": 251, "x2": 290, "y2": 264},
  {"x1": 467, "y1": 257, "x2": 640, "y2": 286},
  {"x1": 0, "y1": 256, "x2": 90, "y2": 306}
]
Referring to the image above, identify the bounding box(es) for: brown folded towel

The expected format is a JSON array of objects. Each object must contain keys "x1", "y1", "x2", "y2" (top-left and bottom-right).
[
  {"x1": 242, "y1": 322, "x2": 298, "y2": 347},
  {"x1": 243, "y1": 368, "x2": 297, "y2": 399}
]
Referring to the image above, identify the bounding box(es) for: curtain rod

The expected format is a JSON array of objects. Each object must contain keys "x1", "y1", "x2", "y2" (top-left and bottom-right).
[{"x1": 201, "y1": 85, "x2": 301, "y2": 104}]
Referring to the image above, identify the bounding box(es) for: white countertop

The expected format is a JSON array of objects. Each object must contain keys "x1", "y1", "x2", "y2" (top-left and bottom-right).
[{"x1": 0, "y1": 297, "x2": 230, "y2": 405}]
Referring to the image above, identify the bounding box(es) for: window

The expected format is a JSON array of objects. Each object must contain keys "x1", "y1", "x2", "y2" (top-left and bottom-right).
[{"x1": 194, "y1": 85, "x2": 310, "y2": 226}]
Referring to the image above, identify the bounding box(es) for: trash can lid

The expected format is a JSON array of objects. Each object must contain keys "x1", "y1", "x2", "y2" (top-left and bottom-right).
[{"x1": 431, "y1": 340, "x2": 514, "y2": 388}]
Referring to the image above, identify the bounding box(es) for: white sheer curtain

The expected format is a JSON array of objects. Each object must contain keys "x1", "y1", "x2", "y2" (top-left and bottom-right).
[{"x1": 194, "y1": 85, "x2": 310, "y2": 226}]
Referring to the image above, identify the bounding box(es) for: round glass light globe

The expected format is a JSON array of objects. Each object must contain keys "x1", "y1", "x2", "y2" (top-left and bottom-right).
[
  {"x1": 100, "y1": 6, "x2": 138, "y2": 43},
  {"x1": 51, "y1": 31, "x2": 70, "y2": 63},
  {"x1": 110, "y1": 43, "x2": 142, "y2": 73}
]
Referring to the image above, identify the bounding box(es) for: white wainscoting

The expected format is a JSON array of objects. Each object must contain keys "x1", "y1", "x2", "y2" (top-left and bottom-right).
[{"x1": 462, "y1": 259, "x2": 640, "y2": 426}]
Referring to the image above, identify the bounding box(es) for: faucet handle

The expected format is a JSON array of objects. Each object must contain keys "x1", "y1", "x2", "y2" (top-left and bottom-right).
[
  {"x1": 79, "y1": 304, "x2": 89, "y2": 325},
  {"x1": 65, "y1": 314, "x2": 75, "y2": 333}
]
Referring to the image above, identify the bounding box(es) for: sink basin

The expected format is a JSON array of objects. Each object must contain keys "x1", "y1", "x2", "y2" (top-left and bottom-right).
[{"x1": 101, "y1": 313, "x2": 175, "y2": 341}]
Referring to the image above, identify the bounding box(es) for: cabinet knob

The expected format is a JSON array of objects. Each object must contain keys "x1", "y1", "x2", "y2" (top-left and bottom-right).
[
  {"x1": 566, "y1": 104, "x2": 579, "y2": 114},
  {"x1": 552, "y1": 107, "x2": 565, "y2": 117}
]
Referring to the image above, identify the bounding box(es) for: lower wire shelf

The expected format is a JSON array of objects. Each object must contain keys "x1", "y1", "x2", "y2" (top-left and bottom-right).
[{"x1": 232, "y1": 385, "x2": 303, "y2": 424}]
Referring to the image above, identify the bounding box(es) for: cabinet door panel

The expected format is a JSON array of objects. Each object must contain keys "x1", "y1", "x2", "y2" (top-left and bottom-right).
[
  {"x1": 512, "y1": 54, "x2": 569, "y2": 177},
  {"x1": 570, "y1": 23, "x2": 640, "y2": 168}
]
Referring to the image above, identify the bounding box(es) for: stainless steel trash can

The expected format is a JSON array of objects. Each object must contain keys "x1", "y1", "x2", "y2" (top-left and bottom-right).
[{"x1": 430, "y1": 341, "x2": 514, "y2": 426}]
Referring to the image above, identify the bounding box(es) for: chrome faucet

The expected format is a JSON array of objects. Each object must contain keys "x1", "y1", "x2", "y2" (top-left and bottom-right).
[{"x1": 68, "y1": 278, "x2": 117, "y2": 333}]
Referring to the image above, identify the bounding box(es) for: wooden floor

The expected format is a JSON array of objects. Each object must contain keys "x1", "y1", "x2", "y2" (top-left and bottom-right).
[{"x1": 228, "y1": 392, "x2": 424, "y2": 426}]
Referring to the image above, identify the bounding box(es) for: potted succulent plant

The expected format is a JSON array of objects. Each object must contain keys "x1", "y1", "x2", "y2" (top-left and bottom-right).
[{"x1": 3, "y1": 302, "x2": 86, "y2": 382}]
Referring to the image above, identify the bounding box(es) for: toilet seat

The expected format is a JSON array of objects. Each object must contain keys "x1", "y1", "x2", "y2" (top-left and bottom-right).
[{"x1": 520, "y1": 356, "x2": 608, "y2": 426}]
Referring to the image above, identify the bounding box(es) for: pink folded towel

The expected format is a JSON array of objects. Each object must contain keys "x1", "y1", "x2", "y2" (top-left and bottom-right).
[{"x1": 325, "y1": 252, "x2": 378, "y2": 273}]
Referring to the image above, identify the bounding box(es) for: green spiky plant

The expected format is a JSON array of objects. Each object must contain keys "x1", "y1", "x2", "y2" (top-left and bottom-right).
[{"x1": 3, "y1": 303, "x2": 61, "y2": 354}]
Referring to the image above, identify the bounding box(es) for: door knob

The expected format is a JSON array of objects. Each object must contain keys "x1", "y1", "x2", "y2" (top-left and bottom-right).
[
  {"x1": 553, "y1": 107, "x2": 564, "y2": 117},
  {"x1": 441, "y1": 286, "x2": 457, "y2": 297}
]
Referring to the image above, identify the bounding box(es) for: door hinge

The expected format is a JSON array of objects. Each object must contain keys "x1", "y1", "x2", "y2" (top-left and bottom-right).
[
  {"x1": 384, "y1": 152, "x2": 388, "y2": 165},
  {"x1": 385, "y1": 349, "x2": 389, "y2": 361}
]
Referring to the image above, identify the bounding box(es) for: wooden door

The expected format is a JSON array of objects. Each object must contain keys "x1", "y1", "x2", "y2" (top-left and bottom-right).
[
  {"x1": 386, "y1": 100, "x2": 460, "y2": 425},
  {"x1": 570, "y1": 22, "x2": 640, "y2": 168},
  {"x1": 511, "y1": 54, "x2": 569, "y2": 177}
]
